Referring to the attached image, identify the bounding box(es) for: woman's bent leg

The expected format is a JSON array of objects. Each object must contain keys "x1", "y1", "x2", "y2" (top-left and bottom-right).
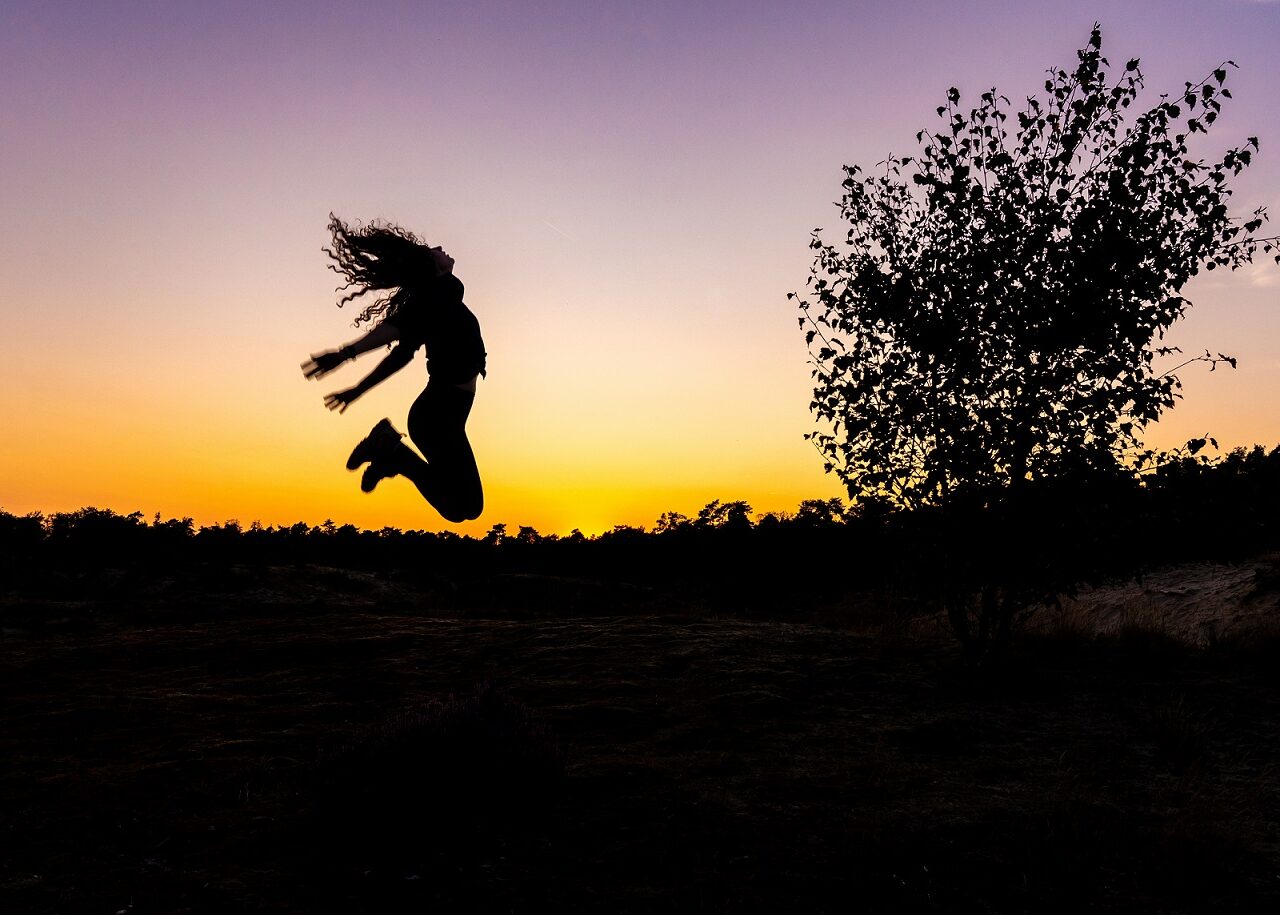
[{"x1": 391, "y1": 384, "x2": 483, "y2": 522}]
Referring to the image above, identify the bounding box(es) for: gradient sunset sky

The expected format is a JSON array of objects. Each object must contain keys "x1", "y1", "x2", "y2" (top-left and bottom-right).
[{"x1": 3, "y1": 0, "x2": 1278, "y2": 536}]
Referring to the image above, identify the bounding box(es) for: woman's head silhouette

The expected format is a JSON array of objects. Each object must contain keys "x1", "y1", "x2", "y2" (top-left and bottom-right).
[{"x1": 324, "y1": 214, "x2": 451, "y2": 326}]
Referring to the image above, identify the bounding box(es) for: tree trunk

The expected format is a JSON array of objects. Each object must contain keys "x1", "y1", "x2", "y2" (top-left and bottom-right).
[{"x1": 945, "y1": 584, "x2": 1015, "y2": 666}]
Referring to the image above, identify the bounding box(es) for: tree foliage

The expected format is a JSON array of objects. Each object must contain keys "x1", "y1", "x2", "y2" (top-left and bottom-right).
[
  {"x1": 5, "y1": 462, "x2": 1280, "y2": 639},
  {"x1": 798, "y1": 25, "x2": 1278, "y2": 511}
]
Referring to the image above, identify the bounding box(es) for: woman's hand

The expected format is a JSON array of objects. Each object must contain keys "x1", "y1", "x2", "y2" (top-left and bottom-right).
[
  {"x1": 323, "y1": 388, "x2": 361, "y2": 413},
  {"x1": 301, "y1": 349, "x2": 348, "y2": 380}
]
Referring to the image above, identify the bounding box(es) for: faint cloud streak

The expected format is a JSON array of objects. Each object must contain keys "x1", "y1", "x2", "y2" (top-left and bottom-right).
[
  {"x1": 542, "y1": 220, "x2": 576, "y2": 242},
  {"x1": 1248, "y1": 261, "x2": 1279, "y2": 288}
]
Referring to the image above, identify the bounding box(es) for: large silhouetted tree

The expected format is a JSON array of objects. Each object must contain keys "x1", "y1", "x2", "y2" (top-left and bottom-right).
[{"x1": 797, "y1": 26, "x2": 1279, "y2": 656}]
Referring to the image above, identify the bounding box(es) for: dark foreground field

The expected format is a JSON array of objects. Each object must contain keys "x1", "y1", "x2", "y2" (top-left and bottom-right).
[{"x1": 3, "y1": 564, "x2": 1279, "y2": 913}]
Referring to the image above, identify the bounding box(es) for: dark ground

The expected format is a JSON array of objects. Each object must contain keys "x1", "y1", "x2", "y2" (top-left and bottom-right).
[{"x1": 3, "y1": 565, "x2": 1279, "y2": 913}]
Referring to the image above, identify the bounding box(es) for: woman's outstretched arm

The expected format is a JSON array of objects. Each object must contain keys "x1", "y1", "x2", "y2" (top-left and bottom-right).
[
  {"x1": 322, "y1": 343, "x2": 417, "y2": 413},
  {"x1": 301, "y1": 322, "x2": 401, "y2": 380}
]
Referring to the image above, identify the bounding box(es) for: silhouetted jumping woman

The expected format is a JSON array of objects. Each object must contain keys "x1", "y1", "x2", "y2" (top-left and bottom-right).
[{"x1": 302, "y1": 216, "x2": 486, "y2": 523}]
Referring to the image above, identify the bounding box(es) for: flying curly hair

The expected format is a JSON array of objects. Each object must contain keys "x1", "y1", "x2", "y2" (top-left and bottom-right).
[{"x1": 323, "y1": 214, "x2": 437, "y2": 327}]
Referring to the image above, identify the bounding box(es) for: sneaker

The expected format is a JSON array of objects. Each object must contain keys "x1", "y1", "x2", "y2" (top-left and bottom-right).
[
  {"x1": 361, "y1": 461, "x2": 396, "y2": 493},
  {"x1": 346, "y1": 419, "x2": 403, "y2": 470}
]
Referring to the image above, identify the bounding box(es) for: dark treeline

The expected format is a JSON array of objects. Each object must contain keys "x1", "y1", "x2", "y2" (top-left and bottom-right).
[{"x1": 4, "y1": 446, "x2": 1280, "y2": 613}]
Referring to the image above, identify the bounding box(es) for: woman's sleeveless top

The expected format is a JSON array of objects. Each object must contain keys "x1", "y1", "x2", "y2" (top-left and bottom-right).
[{"x1": 386, "y1": 274, "x2": 487, "y2": 384}]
